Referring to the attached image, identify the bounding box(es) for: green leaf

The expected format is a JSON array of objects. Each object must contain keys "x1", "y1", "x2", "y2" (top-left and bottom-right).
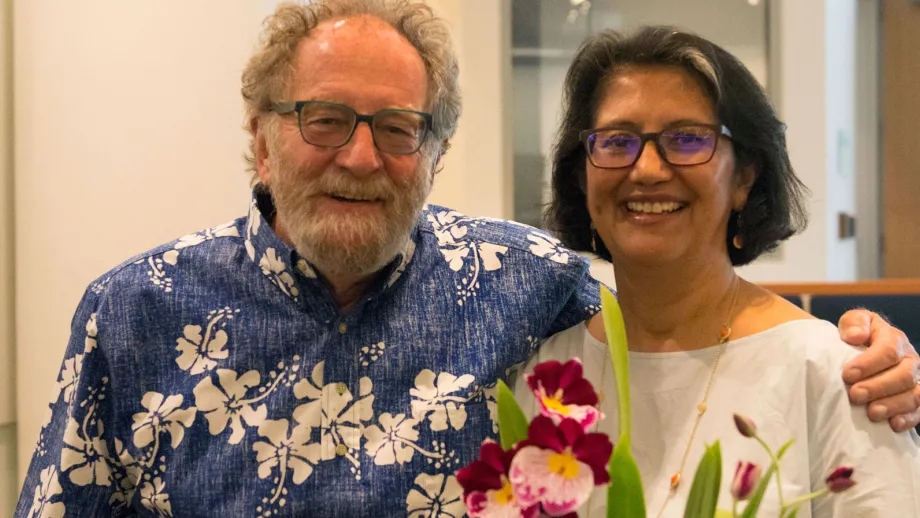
[
  {"x1": 601, "y1": 286, "x2": 646, "y2": 518},
  {"x1": 601, "y1": 286, "x2": 632, "y2": 448},
  {"x1": 784, "y1": 507, "x2": 800, "y2": 518},
  {"x1": 496, "y1": 379, "x2": 528, "y2": 450},
  {"x1": 775, "y1": 439, "x2": 796, "y2": 461},
  {"x1": 606, "y1": 443, "x2": 647, "y2": 518},
  {"x1": 684, "y1": 442, "x2": 723, "y2": 518},
  {"x1": 740, "y1": 461, "x2": 778, "y2": 518}
]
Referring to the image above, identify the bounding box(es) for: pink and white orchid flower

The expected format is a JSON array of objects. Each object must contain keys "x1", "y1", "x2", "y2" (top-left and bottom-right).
[
  {"x1": 508, "y1": 416, "x2": 613, "y2": 516},
  {"x1": 457, "y1": 440, "x2": 539, "y2": 518},
  {"x1": 526, "y1": 359, "x2": 603, "y2": 431}
]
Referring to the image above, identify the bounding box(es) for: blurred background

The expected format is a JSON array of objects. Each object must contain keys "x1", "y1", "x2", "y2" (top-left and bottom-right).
[{"x1": 1, "y1": 0, "x2": 918, "y2": 513}]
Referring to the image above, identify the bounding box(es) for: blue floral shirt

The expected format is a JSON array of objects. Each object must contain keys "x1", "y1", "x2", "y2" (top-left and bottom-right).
[{"x1": 16, "y1": 190, "x2": 600, "y2": 517}]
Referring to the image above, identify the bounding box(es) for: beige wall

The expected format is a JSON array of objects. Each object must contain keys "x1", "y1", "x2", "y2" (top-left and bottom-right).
[
  {"x1": 1, "y1": 0, "x2": 15, "y2": 511},
  {"x1": 12, "y1": 0, "x2": 259, "y2": 482},
  {"x1": 425, "y1": 0, "x2": 512, "y2": 218},
  {"x1": 0, "y1": 425, "x2": 14, "y2": 515}
]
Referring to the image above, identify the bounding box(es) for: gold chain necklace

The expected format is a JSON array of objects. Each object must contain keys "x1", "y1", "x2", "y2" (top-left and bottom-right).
[{"x1": 654, "y1": 275, "x2": 741, "y2": 518}]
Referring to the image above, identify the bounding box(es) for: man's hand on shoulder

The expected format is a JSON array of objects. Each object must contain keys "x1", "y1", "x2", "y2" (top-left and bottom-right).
[{"x1": 837, "y1": 309, "x2": 920, "y2": 433}]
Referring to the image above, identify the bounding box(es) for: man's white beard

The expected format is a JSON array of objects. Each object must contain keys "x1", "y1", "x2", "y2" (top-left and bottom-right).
[{"x1": 268, "y1": 140, "x2": 432, "y2": 280}]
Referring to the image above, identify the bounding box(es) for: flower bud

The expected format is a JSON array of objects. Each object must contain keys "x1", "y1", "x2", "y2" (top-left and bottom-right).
[
  {"x1": 825, "y1": 466, "x2": 856, "y2": 493},
  {"x1": 733, "y1": 413, "x2": 757, "y2": 438},
  {"x1": 731, "y1": 461, "x2": 761, "y2": 501}
]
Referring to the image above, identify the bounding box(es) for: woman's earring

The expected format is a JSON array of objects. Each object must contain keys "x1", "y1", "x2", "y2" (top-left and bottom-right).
[
  {"x1": 590, "y1": 223, "x2": 598, "y2": 254},
  {"x1": 733, "y1": 212, "x2": 744, "y2": 250}
]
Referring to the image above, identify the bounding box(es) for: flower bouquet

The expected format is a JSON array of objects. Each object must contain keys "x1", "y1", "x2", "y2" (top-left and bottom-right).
[{"x1": 456, "y1": 287, "x2": 855, "y2": 517}]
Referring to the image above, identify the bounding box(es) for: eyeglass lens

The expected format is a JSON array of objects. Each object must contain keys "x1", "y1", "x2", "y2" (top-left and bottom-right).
[{"x1": 298, "y1": 102, "x2": 428, "y2": 155}]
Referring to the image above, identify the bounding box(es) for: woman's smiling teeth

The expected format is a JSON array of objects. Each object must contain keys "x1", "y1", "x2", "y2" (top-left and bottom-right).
[{"x1": 626, "y1": 201, "x2": 684, "y2": 214}]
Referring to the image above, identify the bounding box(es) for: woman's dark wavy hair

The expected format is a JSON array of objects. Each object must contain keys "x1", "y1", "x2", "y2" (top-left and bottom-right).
[{"x1": 544, "y1": 26, "x2": 808, "y2": 266}]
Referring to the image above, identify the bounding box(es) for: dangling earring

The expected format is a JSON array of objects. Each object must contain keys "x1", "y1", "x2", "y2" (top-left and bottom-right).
[
  {"x1": 732, "y1": 211, "x2": 744, "y2": 249},
  {"x1": 590, "y1": 222, "x2": 598, "y2": 253}
]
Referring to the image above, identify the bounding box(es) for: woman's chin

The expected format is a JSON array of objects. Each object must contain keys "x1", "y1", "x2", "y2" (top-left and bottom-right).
[{"x1": 610, "y1": 242, "x2": 684, "y2": 266}]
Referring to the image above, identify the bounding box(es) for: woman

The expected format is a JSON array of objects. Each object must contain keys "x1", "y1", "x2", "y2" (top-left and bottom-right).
[{"x1": 519, "y1": 27, "x2": 920, "y2": 516}]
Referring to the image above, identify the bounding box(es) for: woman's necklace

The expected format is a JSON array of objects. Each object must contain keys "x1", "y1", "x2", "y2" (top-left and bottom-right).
[
  {"x1": 591, "y1": 277, "x2": 742, "y2": 517},
  {"x1": 654, "y1": 275, "x2": 741, "y2": 518}
]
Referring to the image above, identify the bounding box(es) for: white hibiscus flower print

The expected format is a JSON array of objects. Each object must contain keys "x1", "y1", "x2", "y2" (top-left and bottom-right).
[
  {"x1": 174, "y1": 308, "x2": 238, "y2": 374},
  {"x1": 58, "y1": 354, "x2": 84, "y2": 405},
  {"x1": 410, "y1": 370, "x2": 476, "y2": 432},
  {"x1": 138, "y1": 477, "x2": 173, "y2": 517},
  {"x1": 26, "y1": 466, "x2": 65, "y2": 518},
  {"x1": 252, "y1": 418, "x2": 322, "y2": 503},
  {"x1": 364, "y1": 413, "x2": 443, "y2": 466},
  {"x1": 193, "y1": 369, "x2": 268, "y2": 445},
  {"x1": 406, "y1": 473, "x2": 465, "y2": 518},
  {"x1": 293, "y1": 369, "x2": 374, "y2": 474},
  {"x1": 427, "y1": 211, "x2": 507, "y2": 305},
  {"x1": 108, "y1": 438, "x2": 140, "y2": 512},
  {"x1": 174, "y1": 221, "x2": 239, "y2": 249},
  {"x1": 245, "y1": 200, "x2": 261, "y2": 261},
  {"x1": 143, "y1": 251, "x2": 179, "y2": 292},
  {"x1": 60, "y1": 418, "x2": 112, "y2": 486},
  {"x1": 84, "y1": 313, "x2": 98, "y2": 353},
  {"x1": 527, "y1": 233, "x2": 570, "y2": 264},
  {"x1": 131, "y1": 392, "x2": 197, "y2": 450},
  {"x1": 387, "y1": 239, "x2": 417, "y2": 288},
  {"x1": 259, "y1": 248, "x2": 299, "y2": 297}
]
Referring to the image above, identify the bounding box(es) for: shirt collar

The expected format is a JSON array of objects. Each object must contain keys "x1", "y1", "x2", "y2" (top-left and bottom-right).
[{"x1": 244, "y1": 187, "x2": 419, "y2": 302}]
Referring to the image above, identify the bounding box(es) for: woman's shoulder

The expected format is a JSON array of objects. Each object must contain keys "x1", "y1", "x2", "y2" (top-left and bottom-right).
[{"x1": 537, "y1": 321, "x2": 599, "y2": 362}]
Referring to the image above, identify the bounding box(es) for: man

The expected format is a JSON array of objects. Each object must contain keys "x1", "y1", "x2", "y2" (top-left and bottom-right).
[{"x1": 16, "y1": 1, "x2": 920, "y2": 516}]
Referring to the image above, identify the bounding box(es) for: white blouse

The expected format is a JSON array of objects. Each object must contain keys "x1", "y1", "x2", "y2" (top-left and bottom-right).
[{"x1": 515, "y1": 319, "x2": 920, "y2": 517}]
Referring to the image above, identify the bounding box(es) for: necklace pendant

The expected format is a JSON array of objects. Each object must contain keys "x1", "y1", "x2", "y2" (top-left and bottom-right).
[
  {"x1": 718, "y1": 326, "x2": 732, "y2": 343},
  {"x1": 670, "y1": 472, "x2": 681, "y2": 489},
  {"x1": 697, "y1": 402, "x2": 707, "y2": 414}
]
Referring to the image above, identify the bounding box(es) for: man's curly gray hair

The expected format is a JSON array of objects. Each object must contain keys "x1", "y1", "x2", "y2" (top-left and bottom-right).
[{"x1": 241, "y1": 0, "x2": 461, "y2": 181}]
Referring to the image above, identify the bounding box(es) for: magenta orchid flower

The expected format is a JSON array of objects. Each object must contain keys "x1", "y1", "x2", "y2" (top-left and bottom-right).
[
  {"x1": 508, "y1": 415, "x2": 613, "y2": 516},
  {"x1": 526, "y1": 359, "x2": 603, "y2": 430},
  {"x1": 457, "y1": 440, "x2": 539, "y2": 518}
]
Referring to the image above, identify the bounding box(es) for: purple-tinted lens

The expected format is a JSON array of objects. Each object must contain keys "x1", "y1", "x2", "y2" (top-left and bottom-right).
[
  {"x1": 660, "y1": 127, "x2": 717, "y2": 164},
  {"x1": 590, "y1": 132, "x2": 641, "y2": 167}
]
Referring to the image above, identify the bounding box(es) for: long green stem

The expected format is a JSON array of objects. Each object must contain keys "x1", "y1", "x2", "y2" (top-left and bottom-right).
[
  {"x1": 781, "y1": 488, "x2": 828, "y2": 513},
  {"x1": 733, "y1": 499, "x2": 739, "y2": 517},
  {"x1": 754, "y1": 436, "x2": 785, "y2": 508}
]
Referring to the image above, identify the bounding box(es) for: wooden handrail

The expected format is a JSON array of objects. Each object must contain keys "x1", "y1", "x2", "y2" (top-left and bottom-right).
[{"x1": 761, "y1": 279, "x2": 920, "y2": 296}]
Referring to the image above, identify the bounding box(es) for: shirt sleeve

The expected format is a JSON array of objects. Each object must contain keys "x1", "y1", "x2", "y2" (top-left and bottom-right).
[
  {"x1": 544, "y1": 257, "x2": 602, "y2": 338},
  {"x1": 807, "y1": 339, "x2": 920, "y2": 517},
  {"x1": 15, "y1": 286, "x2": 138, "y2": 518}
]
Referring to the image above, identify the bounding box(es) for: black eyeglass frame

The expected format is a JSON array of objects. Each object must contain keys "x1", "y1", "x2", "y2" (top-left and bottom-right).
[
  {"x1": 270, "y1": 100, "x2": 434, "y2": 156},
  {"x1": 578, "y1": 123, "x2": 733, "y2": 169}
]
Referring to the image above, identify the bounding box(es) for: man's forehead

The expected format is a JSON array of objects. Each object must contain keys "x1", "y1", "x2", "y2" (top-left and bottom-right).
[{"x1": 309, "y1": 14, "x2": 403, "y2": 45}]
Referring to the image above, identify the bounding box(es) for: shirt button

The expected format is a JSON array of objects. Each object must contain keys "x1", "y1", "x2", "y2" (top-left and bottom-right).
[
  {"x1": 336, "y1": 382, "x2": 347, "y2": 395},
  {"x1": 338, "y1": 322, "x2": 347, "y2": 334},
  {"x1": 335, "y1": 444, "x2": 348, "y2": 456}
]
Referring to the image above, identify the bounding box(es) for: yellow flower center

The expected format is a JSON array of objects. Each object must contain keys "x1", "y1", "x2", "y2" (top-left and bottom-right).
[
  {"x1": 495, "y1": 479, "x2": 515, "y2": 505},
  {"x1": 548, "y1": 449, "x2": 581, "y2": 480},
  {"x1": 541, "y1": 389, "x2": 569, "y2": 415}
]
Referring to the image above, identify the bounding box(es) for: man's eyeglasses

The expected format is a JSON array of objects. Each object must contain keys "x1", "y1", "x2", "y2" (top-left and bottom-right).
[
  {"x1": 579, "y1": 123, "x2": 733, "y2": 169},
  {"x1": 270, "y1": 100, "x2": 433, "y2": 155}
]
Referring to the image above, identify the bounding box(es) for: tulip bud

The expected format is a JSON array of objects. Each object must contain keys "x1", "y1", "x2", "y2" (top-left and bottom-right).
[
  {"x1": 733, "y1": 414, "x2": 757, "y2": 438},
  {"x1": 731, "y1": 461, "x2": 762, "y2": 501},
  {"x1": 825, "y1": 466, "x2": 856, "y2": 493}
]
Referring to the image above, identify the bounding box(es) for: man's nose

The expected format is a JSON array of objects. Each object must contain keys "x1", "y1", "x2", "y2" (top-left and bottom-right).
[{"x1": 334, "y1": 122, "x2": 384, "y2": 176}]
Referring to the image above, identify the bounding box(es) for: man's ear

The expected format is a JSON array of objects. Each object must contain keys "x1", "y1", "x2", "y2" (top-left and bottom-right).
[
  {"x1": 252, "y1": 117, "x2": 272, "y2": 186},
  {"x1": 432, "y1": 138, "x2": 451, "y2": 175}
]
